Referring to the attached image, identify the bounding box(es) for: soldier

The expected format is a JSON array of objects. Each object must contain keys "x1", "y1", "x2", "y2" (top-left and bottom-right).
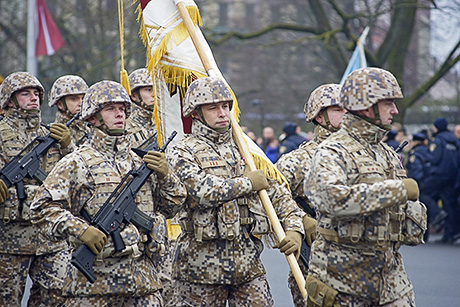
[
  {"x1": 0, "y1": 72, "x2": 71, "y2": 306},
  {"x1": 27, "y1": 75, "x2": 90, "y2": 306},
  {"x1": 30, "y1": 80, "x2": 187, "y2": 306},
  {"x1": 305, "y1": 68, "x2": 427, "y2": 306},
  {"x1": 168, "y1": 76, "x2": 305, "y2": 306},
  {"x1": 48, "y1": 75, "x2": 90, "y2": 145},
  {"x1": 125, "y1": 68, "x2": 157, "y2": 147},
  {"x1": 275, "y1": 83, "x2": 346, "y2": 307}
]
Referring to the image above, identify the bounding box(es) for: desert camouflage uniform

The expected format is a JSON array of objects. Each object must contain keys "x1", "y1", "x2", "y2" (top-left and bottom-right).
[
  {"x1": 306, "y1": 112, "x2": 425, "y2": 305},
  {"x1": 0, "y1": 72, "x2": 69, "y2": 306},
  {"x1": 168, "y1": 119, "x2": 304, "y2": 306},
  {"x1": 275, "y1": 124, "x2": 330, "y2": 306},
  {"x1": 30, "y1": 126, "x2": 186, "y2": 305},
  {"x1": 125, "y1": 106, "x2": 157, "y2": 147}
]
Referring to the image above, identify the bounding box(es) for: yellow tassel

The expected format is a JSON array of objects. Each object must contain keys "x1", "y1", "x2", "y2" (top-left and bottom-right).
[{"x1": 120, "y1": 69, "x2": 131, "y2": 96}]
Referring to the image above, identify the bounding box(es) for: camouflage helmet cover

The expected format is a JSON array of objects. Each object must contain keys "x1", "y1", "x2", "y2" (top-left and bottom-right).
[
  {"x1": 81, "y1": 80, "x2": 131, "y2": 120},
  {"x1": 0, "y1": 72, "x2": 45, "y2": 108},
  {"x1": 304, "y1": 83, "x2": 341, "y2": 122},
  {"x1": 128, "y1": 68, "x2": 153, "y2": 93},
  {"x1": 48, "y1": 75, "x2": 88, "y2": 107},
  {"x1": 183, "y1": 77, "x2": 233, "y2": 117},
  {"x1": 340, "y1": 67, "x2": 403, "y2": 111}
]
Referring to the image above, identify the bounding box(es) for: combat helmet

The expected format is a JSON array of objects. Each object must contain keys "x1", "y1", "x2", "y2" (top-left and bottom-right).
[
  {"x1": 129, "y1": 68, "x2": 152, "y2": 93},
  {"x1": 340, "y1": 67, "x2": 403, "y2": 111},
  {"x1": 0, "y1": 72, "x2": 44, "y2": 109},
  {"x1": 304, "y1": 83, "x2": 341, "y2": 122},
  {"x1": 183, "y1": 77, "x2": 233, "y2": 117},
  {"x1": 48, "y1": 75, "x2": 88, "y2": 107},
  {"x1": 81, "y1": 80, "x2": 131, "y2": 121}
]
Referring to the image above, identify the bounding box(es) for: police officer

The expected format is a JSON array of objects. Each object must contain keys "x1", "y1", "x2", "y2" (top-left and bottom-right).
[
  {"x1": 126, "y1": 68, "x2": 157, "y2": 147},
  {"x1": 305, "y1": 68, "x2": 427, "y2": 306},
  {"x1": 277, "y1": 122, "x2": 306, "y2": 159},
  {"x1": 167, "y1": 77, "x2": 305, "y2": 306},
  {"x1": 405, "y1": 132, "x2": 430, "y2": 186},
  {"x1": 421, "y1": 118, "x2": 460, "y2": 243},
  {"x1": 276, "y1": 83, "x2": 346, "y2": 307},
  {"x1": 48, "y1": 75, "x2": 90, "y2": 145},
  {"x1": 0, "y1": 72, "x2": 71, "y2": 306},
  {"x1": 30, "y1": 80, "x2": 186, "y2": 306}
]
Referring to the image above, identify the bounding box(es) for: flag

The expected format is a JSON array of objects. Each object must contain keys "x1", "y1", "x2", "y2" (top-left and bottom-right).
[
  {"x1": 339, "y1": 26, "x2": 369, "y2": 85},
  {"x1": 35, "y1": 0, "x2": 65, "y2": 56},
  {"x1": 135, "y1": 0, "x2": 287, "y2": 184}
]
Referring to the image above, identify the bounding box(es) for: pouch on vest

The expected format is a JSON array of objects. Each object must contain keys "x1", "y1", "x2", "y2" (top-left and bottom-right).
[
  {"x1": 247, "y1": 196, "x2": 271, "y2": 235},
  {"x1": 192, "y1": 207, "x2": 219, "y2": 242},
  {"x1": 401, "y1": 200, "x2": 427, "y2": 246},
  {"x1": 218, "y1": 200, "x2": 240, "y2": 240},
  {"x1": 305, "y1": 275, "x2": 339, "y2": 307}
]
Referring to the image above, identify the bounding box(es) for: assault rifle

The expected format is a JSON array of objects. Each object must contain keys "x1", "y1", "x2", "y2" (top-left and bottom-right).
[
  {"x1": 71, "y1": 131, "x2": 176, "y2": 283},
  {"x1": 295, "y1": 196, "x2": 316, "y2": 268},
  {"x1": 0, "y1": 113, "x2": 80, "y2": 206}
]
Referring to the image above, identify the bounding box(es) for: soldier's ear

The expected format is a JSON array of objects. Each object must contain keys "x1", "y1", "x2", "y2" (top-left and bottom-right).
[{"x1": 87, "y1": 115, "x2": 97, "y2": 125}]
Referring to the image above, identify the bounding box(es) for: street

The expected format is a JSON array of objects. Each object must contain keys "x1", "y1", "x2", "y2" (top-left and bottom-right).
[{"x1": 262, "y1": 234, "x2": 460, "y2": 306}]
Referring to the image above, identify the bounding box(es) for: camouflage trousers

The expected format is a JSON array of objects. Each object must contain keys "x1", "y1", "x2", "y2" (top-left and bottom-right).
[
  {"x1": 335, "y1": 289, "x2": 415, "y2": 307},
  {"x1": 28, "y1": 249, "x2": 71, "y2": 306},
  {"x1": 156, "y1": 239, "x2": 175, "y2": 306},
  {"x1": 287, "y1": 259, "x2": 309, "y2": 307},
  {"x1": 171, "y1": 275, "x2": 274, "y2": 307},
  {"x1": 0, "y1": 253, "x2": 33, "y2": 306},
  {"x1": 63, "y1": 291, "x2": 163, "y2": 307}
]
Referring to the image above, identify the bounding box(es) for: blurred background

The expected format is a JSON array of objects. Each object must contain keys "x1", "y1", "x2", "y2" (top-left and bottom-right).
[{"x1": 1, "y1": 0, "x2": 459, "y2": 135}]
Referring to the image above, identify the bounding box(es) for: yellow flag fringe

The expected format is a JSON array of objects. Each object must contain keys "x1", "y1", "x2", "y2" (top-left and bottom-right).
[{"x1": 118, "y1": 0, "x2": 131, "y2": 95}]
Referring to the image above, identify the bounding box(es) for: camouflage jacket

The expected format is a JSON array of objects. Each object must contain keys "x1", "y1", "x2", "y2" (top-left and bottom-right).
[
  {"x1": 30, "y1": 128, "x2": 186, "y2": 296},
  {"x1": 306, "y1": 113, "x2": 423, "y2": 304},
  {"x1": 0, "y1": 108, "x2": 66, "y2": 255},
  {"x1": 55, "y1": 110, "x2": 90, "y2": 146},
  {"x1": 276, "y1": 125, "x2": 330, "y2": 215},
  {"x1": 125, "y1": 106, "x2": 157, "y2": 148},
  {"x1": 168, "y1": 120, "x2": 304, "y2": 285}
]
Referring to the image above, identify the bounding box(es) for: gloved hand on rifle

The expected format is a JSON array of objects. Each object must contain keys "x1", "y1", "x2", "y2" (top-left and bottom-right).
[
  {"x1": 0, "y1": 179, "x2": 9, "y2": 203},
  {"x1": 144, "y1": 151, "x2": 170, "y2": 179},
  {"x1": 50, "y1": 123, "x2": 71, "y2": 149},
  {"x1": 274, "y1": 231, "x2": 303, "y2": 259},
  {"x1": 79, "y1": 226, "x2": 107, "y2": 255}
]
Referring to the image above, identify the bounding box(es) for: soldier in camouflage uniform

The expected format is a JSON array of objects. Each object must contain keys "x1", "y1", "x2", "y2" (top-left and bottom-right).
[
  {"x1": 125, "y1": 68, "x2": 157, "y2": 147},
  {"x1": 27, "y1": 75, "x2": 90, "y2": 306},
  {"x1": 275, "y1": 83, "x2": 346, "y2": 307},
  {"x1": 168, "y1": 76, "x2": 305, "y2": 306},
  {"x1": 47, "y1": 75, "x2": 90, "y2": 146},
  {"x1": 30, "y1": 80, "x2": 187, "y2": 306},
  {"x1": 0, "y1": 72, "x2": 72, "y2": 306},
  {"x1": 305, "y1": 68, "x2": 427, "y2": 306}
]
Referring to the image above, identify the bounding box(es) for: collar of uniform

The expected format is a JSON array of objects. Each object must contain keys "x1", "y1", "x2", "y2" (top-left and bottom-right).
[
  {"x1": 341, "y1": 112, "x2": 388, "y2": 144},
  {"x1": 312, "y1": 125, "x2": 331, "y2": 144},
  {"x1": 192, "y1": 119, "x2": 232, "y2": 145},
  {"x1": 88, "y1": 127, "x2": 131, "y2": 159},
  {"x1": 4, "y1": 107, "x2": 41, "y2": 130},
  {"x1": 129, "y1": 106, "x2": 154, "y2": 127}
]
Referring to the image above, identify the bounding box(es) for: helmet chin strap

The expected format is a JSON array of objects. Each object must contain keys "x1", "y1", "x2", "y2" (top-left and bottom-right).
[
  {"x1": 11, "y1": 96, "x2": 39, "y2": 114},
  {"x1": 58, "y1": 98, "x2": 75, "y2": 118},
  {"x1": 319, "y1": 109, "x2": 339, "y2": 132},
  {"x1": 133, "y1": 89, "x2": 154, "y2": 111},
  {"x1": 356, "y1": 104, "x2": 392, "y2": 131},
  {"x1": 195, "y1": 107, "x2": 229, "y2": 133},
  {"x1": 95, "y1": 112, "x2": 125, "y2": 136}
]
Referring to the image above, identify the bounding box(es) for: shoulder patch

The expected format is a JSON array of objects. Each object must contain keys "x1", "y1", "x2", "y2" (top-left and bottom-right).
[
  {"x1": 429, "y1": 143, "x2": 436, "y2": 152},
  {"x1": 409, "y1": 155, "x2": 416, "y2": 163}
]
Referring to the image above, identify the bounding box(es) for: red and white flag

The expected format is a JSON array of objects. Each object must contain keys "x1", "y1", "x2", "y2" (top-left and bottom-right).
[{"x1": 35, "y1": 0, "x2": 64, "y2": 56}]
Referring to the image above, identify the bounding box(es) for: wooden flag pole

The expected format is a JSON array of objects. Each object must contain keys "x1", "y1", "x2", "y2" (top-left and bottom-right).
[{"x1": 176, "y1": 1, "x2": 307, "y2": 299}]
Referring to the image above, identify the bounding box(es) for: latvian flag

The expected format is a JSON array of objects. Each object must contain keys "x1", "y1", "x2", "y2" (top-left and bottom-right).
[{"x1": 35, "y1": 0, "x2": 64, "y2": 56}]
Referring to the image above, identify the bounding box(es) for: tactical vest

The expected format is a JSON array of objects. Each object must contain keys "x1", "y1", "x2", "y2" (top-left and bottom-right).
[
  {"x1": 317, "y1": 134, "x2": 426, "y2": 248},
  {"x1": 0, "y1": 121, "x2": 60, "y2": 222},
  {"x1": 179, "y1": 140, "x2": 271, "y2": 242},
  {"x1": 75, "y1": 146, "x2": 161, "y2": 258}
]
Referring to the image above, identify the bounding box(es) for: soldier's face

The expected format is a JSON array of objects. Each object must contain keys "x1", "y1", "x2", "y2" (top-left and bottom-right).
[
  {"x1": 199, "y1": 101, "x2": 230, "y2": 130},
  {"x1": 63, "y1": 94, "x2": 84, "y2": 114},
  {"x1": 133, "y1": 86, "x2": 154, "y2": 106},
  {"x1": 326, "y1": 106, "x2": 346, "y2": 129},
  {"x1": 12, "y1": 88, "x2": 40, "y2": 110},
  {"x1": 377, "y1": 99, "x2": 398, "y2": 125},
  {"x1": 97, "y1": 102, "x2": 126, "y2": 129}
]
